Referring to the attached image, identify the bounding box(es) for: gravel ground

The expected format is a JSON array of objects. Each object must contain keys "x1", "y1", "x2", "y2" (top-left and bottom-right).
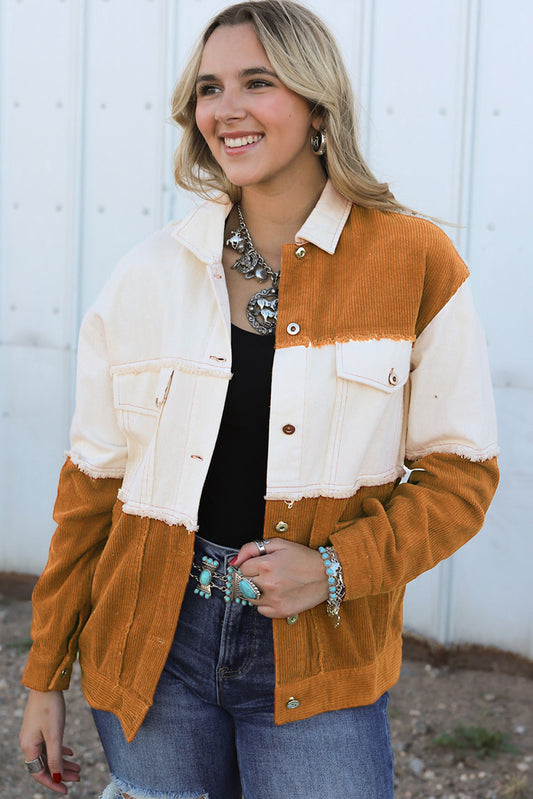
[{"x1": 1, "y1": 593, "x2": 532, "y2": 799}]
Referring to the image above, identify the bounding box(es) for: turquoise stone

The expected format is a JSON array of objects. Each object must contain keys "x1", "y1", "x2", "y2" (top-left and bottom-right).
[
  {"x1": 199, "y1": 569, "x2": 211, "y2": 586},
  {"x1": 240, "y1": 579, "x2": 257, "y2": 600}
]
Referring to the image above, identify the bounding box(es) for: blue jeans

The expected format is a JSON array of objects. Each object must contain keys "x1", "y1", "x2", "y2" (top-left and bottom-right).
[{"x1": 92, "y1": 536, "x2": 394, "y2": 799}]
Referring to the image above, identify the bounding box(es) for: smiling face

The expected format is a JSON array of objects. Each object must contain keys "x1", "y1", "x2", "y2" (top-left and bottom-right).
[{"x1": 195, "y1": 23, "x2": 324, "y2": 195}]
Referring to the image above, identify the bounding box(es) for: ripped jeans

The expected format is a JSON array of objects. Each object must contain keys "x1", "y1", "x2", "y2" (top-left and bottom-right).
[{"x1": 92, "y1": 536, "x2": 394, "y2": 799}]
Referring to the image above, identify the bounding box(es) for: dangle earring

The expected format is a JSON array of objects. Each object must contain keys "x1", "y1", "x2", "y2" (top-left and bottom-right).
[{"x1": 311, "y1": 127, "x2": 327, "y2": 156}]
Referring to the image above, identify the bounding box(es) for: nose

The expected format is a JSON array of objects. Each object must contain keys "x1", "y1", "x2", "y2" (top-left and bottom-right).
[{"x1": 214, "y1": 87, "x2": 246, "y2": 124}]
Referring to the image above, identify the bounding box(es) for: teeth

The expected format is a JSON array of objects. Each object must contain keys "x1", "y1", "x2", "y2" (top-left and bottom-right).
[{"x1": 224, "y1": 135, "x2": 262, "y2": 148}]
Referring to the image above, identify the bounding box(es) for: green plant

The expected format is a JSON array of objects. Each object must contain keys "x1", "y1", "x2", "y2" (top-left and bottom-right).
[{"x1": 434, "y1": 723, "x2": 520, "y2": 759}]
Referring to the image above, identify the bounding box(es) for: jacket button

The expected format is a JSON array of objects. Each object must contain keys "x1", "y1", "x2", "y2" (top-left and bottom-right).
[
  {"x1": 286, "y1": 697, "x2": 300, "y2": 709},
  {"x1": 275, "y1": 521, "x2": 289, "y2": 533},
  {"x1": 295, "y1": 246, "x2": 306, "y2": 259},
  {"x1": 287, "y1": 322, "x2": 300, "y2": 335},
  {"x1": 286, "y1": 614, "x2": 299, "y2": 624},
  {"x1": 60, "y1": 668, "x2": 68, "y2": 678},
  {"x1": 282, "y1": 424, "x2": 295, "y2": 435}
]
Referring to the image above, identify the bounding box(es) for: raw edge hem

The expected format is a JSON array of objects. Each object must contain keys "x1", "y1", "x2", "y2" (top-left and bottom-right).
[{"x1": 67, "y1": 451, "x2": 125, "y2": 480}]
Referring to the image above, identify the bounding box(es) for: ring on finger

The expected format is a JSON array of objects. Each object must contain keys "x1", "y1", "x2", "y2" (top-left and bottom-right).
[
  {"x1": 254, "y1": 539, "x2": 270, "y2": 556},
  {"x1": 24, "y1": 754, "x2": 47, "y2": 774},
  {"x1": 238, "y1": 575, "x2": 262, "y2": 600}
]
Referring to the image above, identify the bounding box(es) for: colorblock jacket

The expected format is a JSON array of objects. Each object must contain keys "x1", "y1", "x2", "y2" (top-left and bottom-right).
[{"x1": 23, "y1": 182, "x2": 499, "y2": 742}]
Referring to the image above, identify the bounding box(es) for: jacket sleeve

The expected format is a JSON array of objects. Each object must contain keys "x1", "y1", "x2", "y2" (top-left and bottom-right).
[
  {"x1": 330, "y1": 241, "x2": 499, "y2": 600},
  {"x1": 22, "y1": 309, "x2": 127, "y2": 690}
]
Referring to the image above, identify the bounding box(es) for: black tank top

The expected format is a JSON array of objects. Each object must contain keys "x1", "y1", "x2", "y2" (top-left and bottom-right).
[{"x1": 197, "y1": 324, "x2": 275, "y2": 548}]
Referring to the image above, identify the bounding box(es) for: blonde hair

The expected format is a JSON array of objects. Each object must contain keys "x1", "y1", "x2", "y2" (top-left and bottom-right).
[{"x1": 171, "y1": 0, "x2": 409, "y2": 213}]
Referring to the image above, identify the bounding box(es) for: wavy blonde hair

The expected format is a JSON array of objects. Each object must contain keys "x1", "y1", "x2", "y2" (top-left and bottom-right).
[{"x1": 171, "y1": 0, "x2": 409, "y2": 212}]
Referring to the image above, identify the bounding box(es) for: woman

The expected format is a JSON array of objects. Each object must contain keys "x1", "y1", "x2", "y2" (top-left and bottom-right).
[{"x1": 19, "y1": 2, "x2": 499, "y2": 797}]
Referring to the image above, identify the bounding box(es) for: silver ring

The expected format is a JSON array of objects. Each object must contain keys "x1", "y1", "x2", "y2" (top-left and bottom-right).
[
  {"x1": 25, "y1": 754, "x2": 47, "y2": 774},
  {"x1": 254, "y1": 539, "x2": 270, "y2": 556},
  {"x1": 239, "y1": 576, "x2": 262, "y2": 600}
]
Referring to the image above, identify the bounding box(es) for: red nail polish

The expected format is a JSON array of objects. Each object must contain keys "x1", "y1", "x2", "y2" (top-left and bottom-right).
[
  {"x1": 229, "y1": 555, "x2": 238, "y2": 565},
  {"x1": 52, "y1": 773, "x2": 62, "y2": 784}
]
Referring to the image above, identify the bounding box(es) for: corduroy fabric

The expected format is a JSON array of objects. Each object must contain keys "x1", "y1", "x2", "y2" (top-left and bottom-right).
[
  {"x1": 275, "y1": 206, "x2": 469, "y2": 351},
  {"x1": 23, "y1": 454, "x2": 498, "y2": 740}
]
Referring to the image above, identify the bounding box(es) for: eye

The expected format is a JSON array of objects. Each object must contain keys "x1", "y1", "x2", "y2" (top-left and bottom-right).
[
  {"x1": 248, "y1": 79, "x2": 273, "y2": 89},
  {"x1": 196, "y1": 84, "x2": 221, "y2": 97}
]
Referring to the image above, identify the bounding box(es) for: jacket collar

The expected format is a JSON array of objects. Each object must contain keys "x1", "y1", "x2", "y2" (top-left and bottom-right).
[
  {"x1": 171, "y1": 180, "x2": 352, "y2": 262},
  {"x1": 295, "y1": 180, "x2": 352, "y2": 254},
  {"x1": 171, "y1": 193, "x2": 232, "y2": 263}
]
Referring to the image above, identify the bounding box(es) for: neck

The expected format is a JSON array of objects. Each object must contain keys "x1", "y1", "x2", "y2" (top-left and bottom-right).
[{"x1": 238, "y1": 170, "x2": 327, "y2": 252}]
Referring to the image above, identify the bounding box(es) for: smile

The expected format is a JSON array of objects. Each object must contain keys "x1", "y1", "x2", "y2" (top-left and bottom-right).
[{"x1": 223, "y1": 135, "x2": 263, "y2": 148}]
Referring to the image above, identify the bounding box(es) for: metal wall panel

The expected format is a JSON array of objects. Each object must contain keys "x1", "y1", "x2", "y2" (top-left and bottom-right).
[
  {"x1": 79, "y1": 0, "x2": 171, "y2": 312},
  {"x1": 1, "y1": 0, "x2": 81, "y2": 350},
  {"x1": 0, "y1": 0, "x2": 83, "y2": 572},
  {"x1": 1, "y1": 0, "x2": 531, "y2": 659},
  {"x1": 367, "y1": 0, "x2": 471, "y2": 223}
]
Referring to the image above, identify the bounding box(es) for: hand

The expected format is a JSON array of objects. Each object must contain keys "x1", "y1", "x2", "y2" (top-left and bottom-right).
[
  {"x1": 232, "y1": 538, "x2": 330, "y2": 618},
  {"x1": 19, "y1": 689, "x2": 81, "y2": 795}
]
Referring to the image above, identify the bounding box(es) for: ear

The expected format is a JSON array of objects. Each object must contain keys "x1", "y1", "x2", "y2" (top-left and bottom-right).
[{"x1": 310, "y1": 104, "x2": 326, "y2": 131}]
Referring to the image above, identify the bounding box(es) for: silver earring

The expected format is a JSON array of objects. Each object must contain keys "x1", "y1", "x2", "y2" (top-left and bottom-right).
[{"x1": 311, "y1": 127, "x2": 327, "y2": 156}]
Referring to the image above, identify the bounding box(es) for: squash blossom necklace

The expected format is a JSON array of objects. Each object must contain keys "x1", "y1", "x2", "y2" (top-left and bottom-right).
[{"x1": 225, "y1": 205, "x2": 279, "y2": 335}]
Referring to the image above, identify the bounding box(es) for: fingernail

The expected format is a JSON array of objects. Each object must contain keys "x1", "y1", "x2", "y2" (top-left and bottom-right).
[
  {"x1": 53, "y1": 773, "x2": 62, "y2": 784},
  {"x1": 229, "y1": 555, "x2": 238, "y2": 565}
]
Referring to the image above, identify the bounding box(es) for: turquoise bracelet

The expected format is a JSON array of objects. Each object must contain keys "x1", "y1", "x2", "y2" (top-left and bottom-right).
[{"x1": 318, "y1": 545, "x2": 345, "y2": 627}]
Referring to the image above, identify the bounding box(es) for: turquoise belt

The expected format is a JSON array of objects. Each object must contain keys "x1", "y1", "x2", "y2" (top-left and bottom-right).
[{"x1": 190, "y1": 556, "x2": 261, "y2": 606}]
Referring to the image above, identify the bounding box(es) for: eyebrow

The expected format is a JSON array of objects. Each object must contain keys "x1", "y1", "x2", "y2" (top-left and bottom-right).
[{"x1": 195, "y1": 66, "x2": 278, "y2": 85}]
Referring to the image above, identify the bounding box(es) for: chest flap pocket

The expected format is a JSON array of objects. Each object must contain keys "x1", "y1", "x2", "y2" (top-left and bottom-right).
[
  {"x1": 336, "y1": 338, "x2": 411, "y2": 392},
  {"x1": 112, "y1": 366, "x2": 174, "y2": 416}
]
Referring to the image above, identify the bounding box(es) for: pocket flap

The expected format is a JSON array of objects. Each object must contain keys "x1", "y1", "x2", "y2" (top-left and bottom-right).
[
  {"x1": 113, "y1": 367, "x2": 174, "y2": 415},
  {"x1": 336, "y1": 339, "x2": 411, "y2": 393}
]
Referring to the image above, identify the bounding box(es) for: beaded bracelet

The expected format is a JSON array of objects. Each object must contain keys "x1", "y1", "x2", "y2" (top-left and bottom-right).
[{"x1": 318, "y1": 545, "x2": 346, "y2": 627}]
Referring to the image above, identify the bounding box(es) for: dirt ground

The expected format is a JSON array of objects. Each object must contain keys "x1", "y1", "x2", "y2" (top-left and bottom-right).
[{"x1": 1, "y1": 585, "x2": 532, "y2": 799}]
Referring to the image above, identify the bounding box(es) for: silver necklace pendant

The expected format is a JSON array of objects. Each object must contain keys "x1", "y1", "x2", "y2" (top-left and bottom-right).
[
  {"x1": 226, "y1": 205, "x2": 280, "y2": 335},
  {"x1": 247, "y1": 287, "x2": 278, "y2": 335}
]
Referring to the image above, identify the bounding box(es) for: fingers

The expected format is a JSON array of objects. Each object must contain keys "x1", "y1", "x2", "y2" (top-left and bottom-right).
[
  {"x1": 231, "y1": 537, "x2": 282, "y2": 568},
  {"x1": 20, "y1": 689, "x2": 79, "y2": 794}
]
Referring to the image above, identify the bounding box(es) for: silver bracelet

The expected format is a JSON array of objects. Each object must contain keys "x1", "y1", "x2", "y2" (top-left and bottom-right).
[{"x1": 318, "y1": 546, "x2": 345, "y2": 627}]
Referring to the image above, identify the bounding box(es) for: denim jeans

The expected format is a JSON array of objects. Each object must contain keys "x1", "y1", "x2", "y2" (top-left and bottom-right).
[{"x1": 92, "y1": 536, "x2": 394, "y2": 799}]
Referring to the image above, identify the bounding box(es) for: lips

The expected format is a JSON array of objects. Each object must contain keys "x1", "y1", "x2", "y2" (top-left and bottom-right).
[{"x1": 223, "y1": 134, "x2": 263, "y2": 148}]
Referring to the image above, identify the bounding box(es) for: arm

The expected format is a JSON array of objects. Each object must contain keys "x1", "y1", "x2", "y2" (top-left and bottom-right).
[
  {"x1": 20, "y1": 308, "x2": 126, "y2": 791},
  {"x1": 331, "y1": 277, "x2": 499, "y2": 599}
]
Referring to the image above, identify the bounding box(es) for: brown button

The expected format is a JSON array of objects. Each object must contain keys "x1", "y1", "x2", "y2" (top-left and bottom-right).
[
  {"x1": 275, "y1": 521, "x2": 289, "y2": 533},
  {"x1": 295, "y1": 246, "x2": 306, "y2": 259},
  {"x1": 287, "y1": 322, "x2": 300, "y2": 335},
  {"x1": 282, "y1": 424, "x2": 295, "y2": 435}
]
